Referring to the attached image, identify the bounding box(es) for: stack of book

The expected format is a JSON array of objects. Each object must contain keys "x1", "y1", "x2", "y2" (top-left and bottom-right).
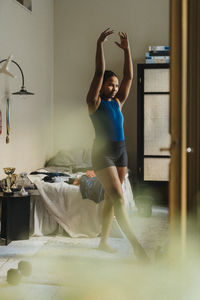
[{"x1": 145, "y1": 46, "x2": 170, "y2": 64}]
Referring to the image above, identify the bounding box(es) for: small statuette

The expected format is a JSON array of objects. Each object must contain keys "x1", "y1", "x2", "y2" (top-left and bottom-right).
[
  {"x1": 10, "y1": 173, "x2": 19, "y2": 191},
  {"x1": 19, "y1": 173, "x2": 28, "y2": 196},
  {"x1": 3, "y1": 167, "x2": 16, "y2": 195}
]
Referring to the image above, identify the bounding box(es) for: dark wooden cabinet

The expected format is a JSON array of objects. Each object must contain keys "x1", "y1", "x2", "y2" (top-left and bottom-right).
[
  {"x1": 0, "y1": 193, "x2": 30, "y2": 245},
  {"x1": 137, "y1": 64, "x2": 170, "y2": 205}
]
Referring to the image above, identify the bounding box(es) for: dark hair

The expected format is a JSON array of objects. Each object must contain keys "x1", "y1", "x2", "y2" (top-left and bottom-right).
[{"x1": 102, "y1": 70, "x2": 118, "y2": 85}]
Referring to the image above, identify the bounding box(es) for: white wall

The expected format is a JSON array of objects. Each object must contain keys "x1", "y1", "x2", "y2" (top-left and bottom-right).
[
  {"x1": 0, "y1": 0, "x2": 54, "y2": 178},
  {"x1": 0, "y1": 0, "x2": 169, "y2": 179},
  {"x1": 54, "y1": 0, "x2": 169, "y2": 172}
]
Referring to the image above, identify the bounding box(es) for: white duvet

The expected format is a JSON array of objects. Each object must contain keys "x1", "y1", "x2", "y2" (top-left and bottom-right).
[{"x1": 29, "y1": 172, "x2": 135, "y2": 238}]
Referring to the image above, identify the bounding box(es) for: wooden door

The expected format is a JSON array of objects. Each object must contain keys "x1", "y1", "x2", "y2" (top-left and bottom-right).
[
  {"x1": 187, "y1": 0, "x2": 200, "y2": 241},
  {"x1": 170, "y1": 0, "x2": 187, "y2": 256},
  {"x1": 170, "y1": 0, "x2": 200, "y2": 257}
]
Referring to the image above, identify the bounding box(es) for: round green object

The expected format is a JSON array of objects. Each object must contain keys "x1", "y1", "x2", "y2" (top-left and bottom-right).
[
  {"x1": 18, "y1": 260, "x2": 32, "y2": 277},
  {"x1": 7, "y1": 268, "x2": 21, "y2": 285}
]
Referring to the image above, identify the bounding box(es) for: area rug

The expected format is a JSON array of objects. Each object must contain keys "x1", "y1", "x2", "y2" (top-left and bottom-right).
[{"x1": 0, "y1": 207, "x2": 171, "y2": 300}]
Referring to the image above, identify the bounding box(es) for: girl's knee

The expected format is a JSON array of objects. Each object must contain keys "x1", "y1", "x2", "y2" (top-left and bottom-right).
[
  {"x1": 104, "y1": 193, "x2": 113, "y2": 207},
  {"x1": 113, "y1": 196, "x2": 124, "y2": 207},
  {"x1": 107, "y1": 188, "x2": 124, "y2": 205}
]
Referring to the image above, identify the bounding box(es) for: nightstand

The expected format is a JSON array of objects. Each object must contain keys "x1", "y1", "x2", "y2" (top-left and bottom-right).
[{"x1": 0, "y1": 193, "x2": 30, "y2": 245}]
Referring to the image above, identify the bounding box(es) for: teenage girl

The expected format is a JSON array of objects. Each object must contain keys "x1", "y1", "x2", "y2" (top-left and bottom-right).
[{"x1": 86, "y1": 28, "x2": 148, "y2": 260}]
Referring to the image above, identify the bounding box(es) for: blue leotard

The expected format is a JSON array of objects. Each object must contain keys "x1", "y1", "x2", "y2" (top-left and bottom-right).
[{"x1": 90, "y1": 98, "x2": 124, "y2": 142}]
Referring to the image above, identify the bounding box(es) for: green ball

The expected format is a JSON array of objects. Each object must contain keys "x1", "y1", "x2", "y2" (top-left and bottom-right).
[
  {"x1": 7, "y1": 268, "x2": 21, "y2": 285},
  {"x1": 18, "y1": 261, "x2": 32, "y2": 276}
]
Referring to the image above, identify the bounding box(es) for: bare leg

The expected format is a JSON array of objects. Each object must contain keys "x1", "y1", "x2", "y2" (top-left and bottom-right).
[
  {"x1": 98, "y1": 193, "x2": 116, "y2": 253},
  {"x1": 113, "y1": 199, "x2": 148, "y2": 260},
  {"x1": 98, "y1": 167, "x2": 126, "y2": 252},
  {"x1": 96, "y1": 166, "x2": 149, "y2": 261}
]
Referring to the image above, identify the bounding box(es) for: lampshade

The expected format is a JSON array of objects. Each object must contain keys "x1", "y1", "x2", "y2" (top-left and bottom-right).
[{"x1": 12, "y1": 86, "x2": 34, "y2": 95}]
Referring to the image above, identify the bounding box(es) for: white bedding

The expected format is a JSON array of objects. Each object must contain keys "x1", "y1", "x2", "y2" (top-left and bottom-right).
[{"x1": 29, "y1": 170, "x2": 135, "y2": 238}]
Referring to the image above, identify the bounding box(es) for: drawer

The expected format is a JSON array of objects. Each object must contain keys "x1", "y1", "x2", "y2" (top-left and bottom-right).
[
  {"x1": 144, "y1": 94, "x2": 171, "y2": 155},
  {"x1": 144, "y1": 158, "x2": 170, "y2": 181},
  {"x1": 144, "y1": 69, "x2": 170, "y2": 92}
]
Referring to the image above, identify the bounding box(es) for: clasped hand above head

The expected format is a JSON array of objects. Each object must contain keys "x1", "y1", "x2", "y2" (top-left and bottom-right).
[
  {"x1": 98, "y1": 28, "x2": 114, "y2": 43},
  {"x1": 98, "y1": 28, "x2": 130, "y2": 51}
]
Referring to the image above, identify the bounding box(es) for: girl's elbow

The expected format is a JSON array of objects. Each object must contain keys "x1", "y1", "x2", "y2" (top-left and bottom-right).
[
  {"x1": 129, "y1": 74, "x2": 134, "y2": 80},
  {"x1": 126, "y1": 75, "x2": 133, "y2": 81},
  {"x1": 95, "y1": 70, "x2": 104, "y2": 77}
]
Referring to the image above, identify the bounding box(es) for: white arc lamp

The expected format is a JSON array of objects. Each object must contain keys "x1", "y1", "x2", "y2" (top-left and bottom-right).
[
  {"x1": 0, "y1": 55, "x2": 34, "y2": 95},
  {"x1": 0, "y1": 55, "x2": 34, "y2": 143}
]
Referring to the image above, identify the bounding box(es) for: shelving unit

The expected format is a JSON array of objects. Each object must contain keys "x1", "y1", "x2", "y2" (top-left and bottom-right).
[{"x1": 137, "y1": 63, "x2": 170, "y2": 205}]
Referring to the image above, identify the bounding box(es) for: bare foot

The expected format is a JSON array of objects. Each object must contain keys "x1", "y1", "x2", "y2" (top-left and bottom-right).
[{"x1": 98, "y1": 242, "x2": 117, "y2": 253}]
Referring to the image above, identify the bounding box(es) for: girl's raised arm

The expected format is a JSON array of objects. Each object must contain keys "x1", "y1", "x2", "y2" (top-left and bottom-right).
[
  {"x1": 115, "y1": 32, "x2": 133, "y2": 106},
  {"x1": 86, "y1": 28, "x2": 114, "y2": 111}
]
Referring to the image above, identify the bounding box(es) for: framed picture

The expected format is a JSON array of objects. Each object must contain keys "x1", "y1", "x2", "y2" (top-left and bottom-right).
[{"x1": 15, "y1": 0, "x2": 32, "y2": 12}]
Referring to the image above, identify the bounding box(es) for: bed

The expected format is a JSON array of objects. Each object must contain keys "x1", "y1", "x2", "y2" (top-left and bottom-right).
[{"x1": 2, "y1": 148, "x2": 135, "y2": 238}]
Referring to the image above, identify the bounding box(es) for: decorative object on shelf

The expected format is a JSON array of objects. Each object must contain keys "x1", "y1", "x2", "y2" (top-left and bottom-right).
[
  {"x1": 19, "y1": 173, "x2": 29, "y2": 196},
  {"x1": 3, "y1": 167, "x2": 16, "y2": 195},
  {"x1": 10, "y1": 173, "x2": 19, "y2": 191},
  {"x1": 0, "y1": 55, "x2": 34, "y2": 95}
]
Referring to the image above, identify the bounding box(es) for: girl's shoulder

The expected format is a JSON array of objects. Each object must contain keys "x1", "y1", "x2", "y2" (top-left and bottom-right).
[
  {"x1": 114, "y1": 97, "x2": 122, "y2": 110},
  {"x1": 88, "y1": 97, "x2": 101, "y2": 115}
]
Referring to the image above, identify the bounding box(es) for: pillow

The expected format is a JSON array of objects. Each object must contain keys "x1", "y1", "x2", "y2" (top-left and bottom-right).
[{"x1": 45, "y1": 148, "x2": 92, "y2": 168}]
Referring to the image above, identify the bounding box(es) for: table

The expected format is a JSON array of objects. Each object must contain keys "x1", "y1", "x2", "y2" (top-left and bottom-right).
[{"x1": 0, "y1": 193, "x2": 30, "y2": 245}]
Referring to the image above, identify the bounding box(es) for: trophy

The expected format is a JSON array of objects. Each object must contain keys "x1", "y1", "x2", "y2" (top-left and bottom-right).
[
  {"x1": 19, "y1": 172, "x2": 28, "y2": 196},
  {"x1": 3, "y1": 167, "x2": 16, "y2": 195},
  {"x1": 11, "y1": 173, "x2": 19, "y2": 191}
]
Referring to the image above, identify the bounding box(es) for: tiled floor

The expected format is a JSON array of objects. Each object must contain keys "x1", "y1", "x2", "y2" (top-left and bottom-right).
[{"x1": 0, "y1": 206, "x2": 171, "y2": 300}]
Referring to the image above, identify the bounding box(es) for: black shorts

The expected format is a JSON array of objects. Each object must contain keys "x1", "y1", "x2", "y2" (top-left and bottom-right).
[{"x1": 91, "y1": 139, "x2": 128, "y2": 172}]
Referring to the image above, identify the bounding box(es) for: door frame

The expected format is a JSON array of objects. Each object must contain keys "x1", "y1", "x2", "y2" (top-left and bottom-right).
[
  {"x1": 170, "y1": 0, "x2": 200, "y2": 256},
  {"x1": 170, "y1": 0, "x2": 188, "y2": 257}
]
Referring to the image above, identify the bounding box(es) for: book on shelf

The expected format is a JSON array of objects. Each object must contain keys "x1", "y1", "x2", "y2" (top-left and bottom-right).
[
  {"x1": 148, "y1": 45, "x2": 170, "y2": 51},
  {"x1": 145, "y1": 52, "x2": 170, "y2": 59},
  {"x1": 148, "y1": 50, "x2": 170, "y2": 56},
  {"x1": 145, "y1": 46, "x2": 170, "y2": 64},
  {"x1": 145, "y1": 56, "x2": 170, "y2": 64}
]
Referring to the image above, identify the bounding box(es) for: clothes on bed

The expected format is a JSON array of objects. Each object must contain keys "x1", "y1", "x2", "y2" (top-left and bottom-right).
[
  {"x1": 30, "y1": 171, "x2": 70, "y2": 183},
  {"x1": 79, "y1": 175, "x2": 104, "y2": 204},
  {"x1": 30, "y1": 171, "x2": 70, "y2": 177}
]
